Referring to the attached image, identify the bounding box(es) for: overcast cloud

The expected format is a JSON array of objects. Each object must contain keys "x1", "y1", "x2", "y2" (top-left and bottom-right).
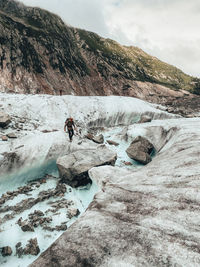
[{"x1": 19, "y1": 0, "x2": 200, "y2": 77}]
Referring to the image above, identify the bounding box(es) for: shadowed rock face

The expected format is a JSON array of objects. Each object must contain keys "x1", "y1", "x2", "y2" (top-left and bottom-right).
[
  {"x1": 126, "y1": 136, "x2": 154, "y2": 164},
  {"x1": 0, "y1": 0, "x2": 199, "y2": 98},
  {"x1": 56, "y1": 147, "x2": 117, "y2": 187},
  {"x1": 31, "y1": 118, "x2": 200, "y2": 267}
]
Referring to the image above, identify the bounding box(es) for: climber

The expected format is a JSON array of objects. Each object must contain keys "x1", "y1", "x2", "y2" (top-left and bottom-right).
[{"x1": 64, "y1": 117, "x2": 77, "y2": 142}]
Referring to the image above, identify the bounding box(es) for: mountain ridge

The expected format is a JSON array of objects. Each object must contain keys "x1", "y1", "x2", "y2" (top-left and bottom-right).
[{"x1": 0, "y1": 0, "x2": 199, "y2": 99}]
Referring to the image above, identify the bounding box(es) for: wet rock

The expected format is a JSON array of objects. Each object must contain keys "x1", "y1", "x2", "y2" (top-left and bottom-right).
[
  {"x1": 57, "y1": 147, "x2": 117, "y2": 187},
  {"x1": 0, "y1": 112, "x2": 11, "y2": 128},
  {"x1": 21, "y1": 222, "x2": 35, "y2": 232},
  {"x1": 107, "y1": 140, "x2": 119, "y2": 146},
  {"x1": 138, "y1": 115, "x2": 152, "y2": 123},
  {"x1": 15, "y1": 242, "x2": 23, "y2": 258},
  {"x1": 55, "y1": 224, "x2": 67, "y2": 231},
  {"x1": 43, "y1": 225, "x2": 54, "y2": 232},
  {"x1": 67, "y1": 208, "x2": 80, "y2": 219},
  {"x1": 126, "y1": 136, "x2": 154, "y2": 164},
  {"x1": 24, "y1": 238, "x2": 40, "y2": 256},
  {"x1": 31, "y1": 210, "x2": 44, "y2": 217},
  {"x1": 122, "y1": 161, "x2": 133, "y2": 166},
  {"x1": 1, "y1": 246, "x2": 12, "y2": 256}
]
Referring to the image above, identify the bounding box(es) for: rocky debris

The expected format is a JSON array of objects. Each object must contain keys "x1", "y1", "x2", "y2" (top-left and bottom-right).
[
  {"x1": 24, "y1": 238, "x2": 40, "y2": 256},
  {"x1": 1, "y1": 246, "x2": 12, "y2": 256},
  {"x1": 0, "y1": 183, "x2": 67, "y2": 225},
  {"x1": 0, "y1": 112, "x2": 11, "y2": 128},
  {"x1": 107, "y1": 140, "x2": 119, "y2": 146},
  {"x1": 0, "y1": 185, "x2": 34, "y2": 206},
  {"x1": 1, "y1": 135, "x2": 8, "y2": 141},
  {"x1": 16, "y1": 242, "x2": 24, "y2": 258},
  {"x1": 57, "y1": 147, "x2": 117, "y2": 187},
  {"x1": 67, "y1": 208, "x2": 80, "y2": 219},
  {"x1": 17, "y1": 211, "x2": 53, "y2": 231},
  {"x1": 47, "y1": 199, "x2": 73, "y2": 211},
  {"x1": 6, "y1": 132, "x2": 17, "y2": 138},
  {"x1": 21, "y1": 222, "x2": 35, "y2": 232},
  {"x1": 43, "y1": 223, "x2": 68, "y2": 232},
  {"x1": 138, "y1": 115, "x2": 152, "y2": 123},
  {"x1": 152, "y1": 95, "x2": 200, "y2": 117},
  {"x1": 126, "y1": 136, "x2": 154, "y2": 164},
  {"x1": 85, "y1": 133, "x2": 104, "y2": 144},
  {"x1": 122, "y1": 161, "x2": 133, "y2": 166}
]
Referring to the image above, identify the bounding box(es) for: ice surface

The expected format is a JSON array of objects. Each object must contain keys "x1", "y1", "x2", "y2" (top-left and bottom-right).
[{"x1": 0, "y1": 174, "x2": 98, "y2": 267}]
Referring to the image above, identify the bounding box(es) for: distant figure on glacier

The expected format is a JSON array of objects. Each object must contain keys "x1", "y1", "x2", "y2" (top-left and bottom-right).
[{"x1": 64, "y1": 117, "x2": 77, "y2": 142}]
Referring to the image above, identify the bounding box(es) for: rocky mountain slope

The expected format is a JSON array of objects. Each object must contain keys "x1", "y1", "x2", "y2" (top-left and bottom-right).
[{"x1": 0, "y1": 0, "x2": 199, "y2": 100}]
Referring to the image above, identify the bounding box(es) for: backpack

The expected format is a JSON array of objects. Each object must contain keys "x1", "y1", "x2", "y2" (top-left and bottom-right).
[{"x1": 66, "y1": 118, "x2": 74, "y2": 128}]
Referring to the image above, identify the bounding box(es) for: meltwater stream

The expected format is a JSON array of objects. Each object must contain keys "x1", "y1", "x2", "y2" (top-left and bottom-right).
[
  {"x1": 0, "y1": 125, "x2": 145, "y2": 266},
  {"x1": 0, "y1": 168, "x2": 98, "y2": 267}
]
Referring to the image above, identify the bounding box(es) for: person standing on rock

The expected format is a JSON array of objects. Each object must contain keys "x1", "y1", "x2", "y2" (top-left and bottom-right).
[{"x1": 64, "y1": 117, "x2": 77, "y2": 142}]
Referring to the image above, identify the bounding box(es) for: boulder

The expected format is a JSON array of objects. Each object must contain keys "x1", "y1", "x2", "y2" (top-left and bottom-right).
[
  {"x1": 7, "y1": 132, "x2": 17, "y2": 138},
  {"x1": 107, "y1": 140, "x2": 119, "y2": 146},
  {"x1": 0, "y1": 112, "x2": 11, "y2": 128},
  {"x1": 1, "y1": 246, "x2": 12, "y2": 256},
  {"x1": 138, "y1": 115, "x2": 152, "y2": 123},
  {"x1": 56, "y1": 147, "x2": 117, "y2": 187},
  {"x1": 1, "y1": 135, "x2": 8, "y2": 141},
  {"x1": 67, "y1": 208, "x2": 80, "y2": 219},
  {"x1": 85, "y1": 133, "x2": 104, "y2": 144},
  {"x1": 92, "y1": 134, "x2": 104, "y2": 144},
  {"x1": 21, "y1": 222, "x2": 35, "y2": 232},
  {"x1": 85, "y1": 133, "x2": 94, "y2": 140},
  {"x1": 24, "y1": 238, "x2": 40, "y2": 256},
  {"x1": 126, "y1": 136, "x2": 154, "y2": 164}
]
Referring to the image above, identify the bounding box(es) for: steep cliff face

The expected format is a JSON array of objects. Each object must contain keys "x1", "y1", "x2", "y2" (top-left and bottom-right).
[{"x1": 0, "y1": 0, "x2": 199, "y2": 99}]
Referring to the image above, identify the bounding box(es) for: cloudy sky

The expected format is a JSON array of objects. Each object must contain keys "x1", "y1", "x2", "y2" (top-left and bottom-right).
[{"x1": 19, "y1": 0, "x2": 200, "y2": 77}]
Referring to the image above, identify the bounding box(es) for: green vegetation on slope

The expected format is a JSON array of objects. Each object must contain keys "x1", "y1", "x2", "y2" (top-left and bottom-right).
[{"x1": 78, "y1": 29, "x2": 199, "y2": 93}]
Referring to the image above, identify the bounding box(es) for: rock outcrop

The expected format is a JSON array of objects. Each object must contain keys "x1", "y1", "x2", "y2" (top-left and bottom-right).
[
  {"x1": 126, "y1": 136, "x2": 154, "y2": 164},
  {"x1": 56, "y1": 147, "x2": 117, "y2": 187}
]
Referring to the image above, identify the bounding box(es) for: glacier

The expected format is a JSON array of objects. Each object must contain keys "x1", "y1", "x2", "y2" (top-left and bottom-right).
[{"x1": 1, "y1": 93, "x2": 200, "y2": 266}]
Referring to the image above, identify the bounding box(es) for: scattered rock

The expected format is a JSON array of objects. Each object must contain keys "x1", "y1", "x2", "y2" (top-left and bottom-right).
[
  {"x1": 1, "y1": 246, "x2": 12, "y2": 256},
  {"x1": 67, "y1": 208, "x2": 80, "y2": 219},
  {"x1": 138, "y1": 115, "x2": 152, "y2": 123},
  {"x1": 57, "y1": 147, "x2": 117, "y2": 187},
  {"x1": 0, "y1": 112, "x2": 11, "y2": 128},
  {"x1": 7, "y1": 132, "x2": 17, "y2": 138},
  {"x1": 122, "y1": 161, "x2": 133, "y2": 166},
  {"x1": 15, "y1": 242, "x2": 23, "y2": 258},
  {"x1": 21, "y1": 222, "x2": 35, "y2": 232},
  {"x1": 2, "y1": 135, "x2": 8, "y2": 141},
  {"x1": 24, "y1": 238, "x2": 40, "y2": 256},
  {"x1": 19, "y1": 118, "x2": 26, "y2": 123},
  {"x1": 92, "y1": 134, "x2": 104, "y2": 144},
  {"x1": 107, "y1": 140, "x2": 119, "y2": 146},
  {"x1": 126, "y1": 136, "x2": 154, "y2": 164},
  {"x1": 85, "y1": 133, "x2": 94, "y2": 140},
  {"x1": 55, "y1": 224, "x2": 68, "y2": 231}
]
